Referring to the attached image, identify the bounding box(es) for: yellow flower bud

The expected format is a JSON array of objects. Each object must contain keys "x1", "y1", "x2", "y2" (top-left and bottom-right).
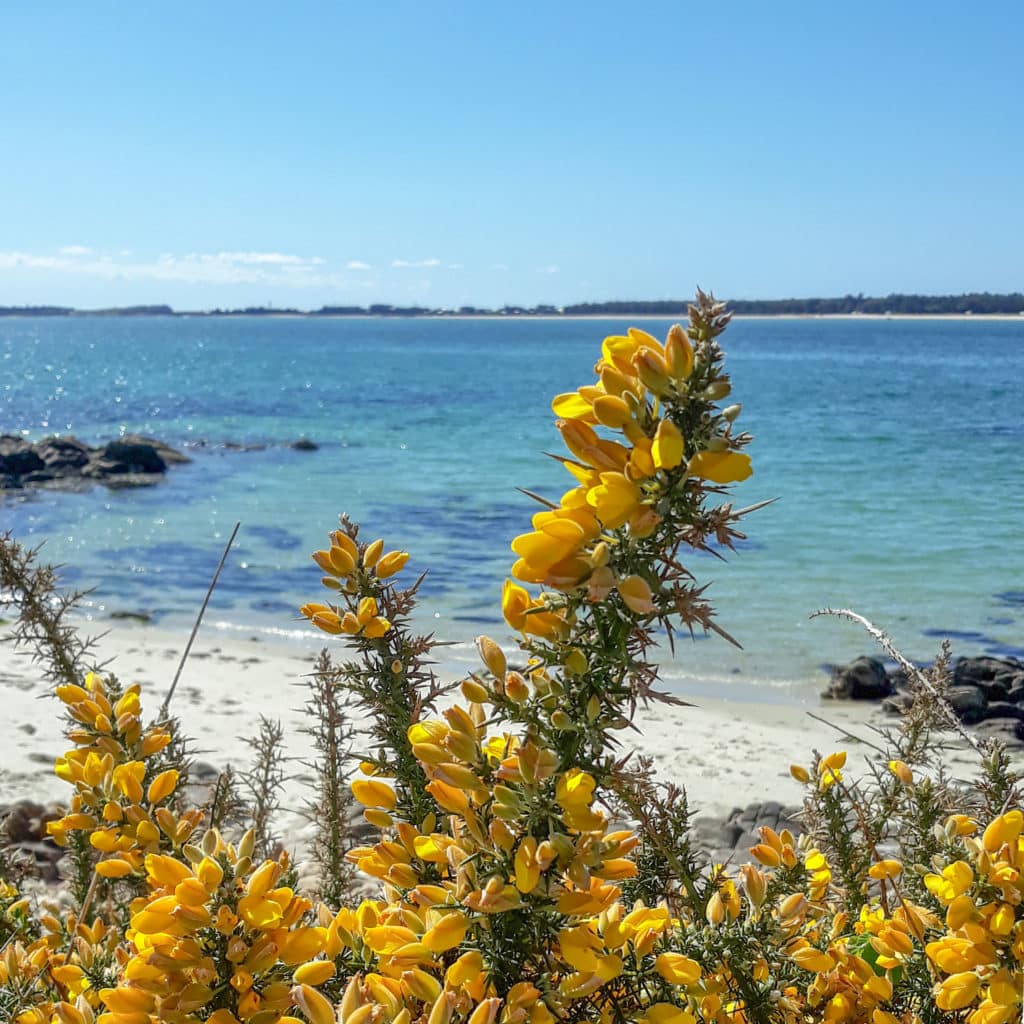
[
  {"x1": 376, "y1": 550, "x2": 410, "y2": 578},
  {"x1": 291, "y1": 984, "x2": 337, "y2": 1024},
  {"x1": 293, "y1": 960, "x2": 335, "y2": 986},
  {"x1": 95, "y1": 858, "x2": 135, "y2": 878},
  {"x1": 705, "y1": 891, "x2": 726, "y2": 925},
  {"x1": 665, "y1": 323, "x2": 694, "y2": 380},
  {"x1": 476, "y1": 635, "x2": 507, "y2": 678},
  {"x1": 592, "y1": 394, "x2": 633, "y2": 428},
  {"x1": 351, "y1": 779, "x2": 397, "y2": 810},
  {"x1": 982, "y1": 809, "x2": 1023, "y2": 852},
  {"x1": 652, "y1": 419, "x2": 685, "y2": 470},
  {"x1": 778, "y1": 893, "x2": 808, "y2": 920},
  {"x1": 740, "y1": 864, "x2": 767, "y2": 907},
  {"x1": 868, "y1": 859, "x2": 903, "y2": 881},
  {"x1": 550, "y1": 710, "x2": 575, "y2": 731},
  {"x1": 564, "y1": 648, "x2": 588, "y2": 675},
  {"x1": 446, "y1": 950, "x2": 483, "y2": 987},
  {"x1": 363, "y1": 538, "x2": 384, "y2": 568},
  {"x1": 935, "y1": 971, "x2": 981, "y2": 1011},
  {"x1": 656, "y1": 952, "x2": 702, "y2": 986},
  {"x1": 146, "y1": 769, "x2": 179, "y2": 804},
  {"x1": 634, "y1": 348, "x2": 670, "y2": 395},
  {"x1": 618, "y1": 574, "x2": 655, "y2": 615},
  {"x1": 422, "y1": 911, "x2": 469, "y2": 953},
  {"x1": 750, "y1": 844, "x2": 781, "y2": 868},
  {"x1": 329, "y1": 544, "x2": 356, "y2": 575},
  {"x1": 505, "y1": 671, "x2": 530, "y2": 703}
]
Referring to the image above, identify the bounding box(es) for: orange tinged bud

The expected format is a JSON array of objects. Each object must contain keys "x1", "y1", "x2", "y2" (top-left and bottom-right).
[
  {"x1": 750, "y1": 844, "x2": 782, "y2": 868},
  {"x1": 505, "y1": 671, "x2": 529, "y2": 703},
  {"x1": 376, "y1": 550, "x2": 410, "y2": 578}
]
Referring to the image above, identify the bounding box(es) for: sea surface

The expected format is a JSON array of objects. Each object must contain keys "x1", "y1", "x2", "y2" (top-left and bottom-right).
[{"x1": 2, "y1": 316, "x2": 1022, "y2": 700}]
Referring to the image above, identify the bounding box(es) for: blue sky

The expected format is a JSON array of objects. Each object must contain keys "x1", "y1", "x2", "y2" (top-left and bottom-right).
[{"x1": 2, "y1": 1, "x2": 1021, "y2": 309}]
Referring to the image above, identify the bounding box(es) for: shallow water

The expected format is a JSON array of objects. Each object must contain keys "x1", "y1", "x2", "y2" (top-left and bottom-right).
[{"x1": 2, "y1": 315, "x2": 1022, "y2": 697}]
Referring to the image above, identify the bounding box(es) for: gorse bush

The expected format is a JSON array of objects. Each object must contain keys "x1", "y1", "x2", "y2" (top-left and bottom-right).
[{"x1": 1, "y1": 291, "x2": 1021, "y2": 1024}]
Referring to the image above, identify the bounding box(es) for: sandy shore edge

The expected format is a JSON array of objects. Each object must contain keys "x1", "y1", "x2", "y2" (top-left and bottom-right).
[{"x1": 0, "y1": 621, "x2": 983, "y2": 835}]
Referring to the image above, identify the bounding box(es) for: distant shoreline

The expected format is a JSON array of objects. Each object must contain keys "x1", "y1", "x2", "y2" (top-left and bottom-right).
[{"x1": 2, "y1": 292, "x2": 1024, "y2": 320}]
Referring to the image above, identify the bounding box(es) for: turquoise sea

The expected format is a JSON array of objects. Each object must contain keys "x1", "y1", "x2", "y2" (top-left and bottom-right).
[{"x1": 2, "y1": 316, "x2": 1022, "y2": 697}]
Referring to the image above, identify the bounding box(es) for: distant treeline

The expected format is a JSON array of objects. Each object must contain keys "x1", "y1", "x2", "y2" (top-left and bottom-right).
[
  {"x1": 564, "y1": 293, "x2": 1024, "y2": 316},
  {"x1": 1, "y1": 293, "x2": 1023, "y2": 317}
]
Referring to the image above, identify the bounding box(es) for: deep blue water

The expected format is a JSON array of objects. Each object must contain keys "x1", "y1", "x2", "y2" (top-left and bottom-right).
[{"x1": 2, "y1": 315, "x2": 1022, "y2": 693}]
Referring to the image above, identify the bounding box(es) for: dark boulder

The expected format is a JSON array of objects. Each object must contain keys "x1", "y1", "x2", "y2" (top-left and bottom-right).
[
  {"x1": 953, "y1": 657, "x2": 1024, "y2": 700},
  {"x1": 34, "y1": 435, "x2": 92, "y2": 472},
  {"x1": 118, "y1": 433, "x2": 191, "y2": 464},
  {"x1": 946, "y1": 685, "x2": 988, "y2": 723},
  {"x1": 0, "y1": 435, "x2": 45, "y2": 476},
  {"x1": 291, "y1": 438, "x2": 319, "y2": 451},
  {"x1": 978, "y1": 701, "x2": 1024, "y2": 722},
  {"x1": 823, "y1": 656, "x2": 894, "y2": 700},
  {"x1": 85, "y1": 439, "x2": 168, "y2": 476},
  {"x1": 109, "y1": 610, "x2": 153, "y2": 623}
]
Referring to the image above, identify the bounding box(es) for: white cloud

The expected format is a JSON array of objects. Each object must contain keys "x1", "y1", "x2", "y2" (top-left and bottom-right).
[
  {"x1": 491, "y1": 263, "x2": 509, "y2": 271},
  {"x1": 391, "y1": 258, "x2": 442, "y2": 269},
  {"x1": 446, "y1": 263, "x2": 463, "y2": 270},
  {"x1": 0, "y1": 247, "x2": 356, "y2": 290},
  {"x1": 192, "y1": 251, "x2": 324, "y2": 266},
  {"x1": 537, "y1": 265, "x2": 560, "y2": 274},
  {"x1": 345, "y1": 260, "x2": 373, "y2": 270}
]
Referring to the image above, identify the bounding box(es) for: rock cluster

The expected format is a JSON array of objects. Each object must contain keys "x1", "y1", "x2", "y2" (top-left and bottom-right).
[
  {"x1": 0, "y1": 433, "x2": 190, "y2": 490},
  {"x1": 824, "y1": 654, "x2": 1024, "y2": 746},
  {"x1": 692, "y1": 800, "x2": 803, "y2": 866},
  {"x1": 0, "y1": 798, "x2": 65, "y2": 881}
]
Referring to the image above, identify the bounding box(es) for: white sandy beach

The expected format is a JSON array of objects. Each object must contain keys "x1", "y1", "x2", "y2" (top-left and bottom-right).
[{"x1": 0, "y1": 620, "x2": 990, "y2": 847}]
